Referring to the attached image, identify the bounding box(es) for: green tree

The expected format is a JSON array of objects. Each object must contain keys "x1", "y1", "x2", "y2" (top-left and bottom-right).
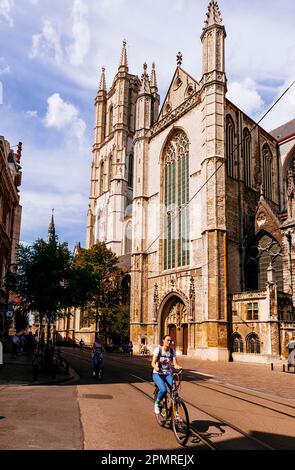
[
  {"x1": 73, "y1": 242, "x2": 123, "y2": 342},
  {"x1": 6, "y1": 238, "x2": 97, "y2": 339}
]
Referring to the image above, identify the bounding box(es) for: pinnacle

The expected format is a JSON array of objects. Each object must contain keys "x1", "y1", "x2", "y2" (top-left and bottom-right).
[
  {"x1": 140, "y1": 62, "x2": 150, "y2": 94},
  {"x1": 98, "y1": 66, "x2": 107, "y2": 93},
  {"x1": 150, "y1": 62, "x2": 158, "y2": 91},
  {"x1": 119, "y1": 39, "x2": 128, "y2": 69},
  {"x1": 203, "y1": 0, "x2": 223, "y2": 28}
]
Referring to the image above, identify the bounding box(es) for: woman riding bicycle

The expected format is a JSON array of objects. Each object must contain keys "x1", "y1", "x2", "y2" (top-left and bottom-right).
[{"x1": 151, "y1": 334, "x2": 181, "y2": 414}]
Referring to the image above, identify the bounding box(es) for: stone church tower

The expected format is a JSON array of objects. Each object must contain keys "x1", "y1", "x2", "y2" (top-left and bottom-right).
[
  {"x1": 82, "y1": 0, "x2": 295, "y2": 362},
  {"x1": 86, "y1": 41, "x2": 140, "y2": 257}
]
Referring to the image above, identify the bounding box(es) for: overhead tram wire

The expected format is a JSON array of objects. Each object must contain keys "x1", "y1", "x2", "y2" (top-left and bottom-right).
[{"x1": 140, "y1": 79, "x2": 295, "y2": 259}]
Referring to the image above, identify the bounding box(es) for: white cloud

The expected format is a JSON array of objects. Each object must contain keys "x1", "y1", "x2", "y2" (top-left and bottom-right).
[
  {"x1": 0, "y1": 0, "x2": 14, "y2": 27},
  {"x1": 67, "y1": 0, "x2": 90, "y2": 66},
  {"x1": 30, "y1": 19, "x2": 63, "y2": 65},
  {"x1": 20, "y1": 189, "x2": 87, "y2": 248},
  {"x1": 26, "y1": 110, "x2": 38, "y2": 118},
  {"x1": 0, "y1": 58, "x2": 10, "y2": 75},
  {"x1": 260, "y1": 80, "x2": 295, "y2": 132},
  {"x1": 227, "y1": 78, "x2": 264, "y2": 117},
  {"x1": 0, "y1": 65, "x2": 10, "y2": 74},
  {"x1": 43, "y1": 92, "x2": 86, "y2": 139}
]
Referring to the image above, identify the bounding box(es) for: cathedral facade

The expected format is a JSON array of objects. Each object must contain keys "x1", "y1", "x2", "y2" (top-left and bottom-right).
[{"x1": 86, "y1": 0, "x2": 295, "y2": 362}]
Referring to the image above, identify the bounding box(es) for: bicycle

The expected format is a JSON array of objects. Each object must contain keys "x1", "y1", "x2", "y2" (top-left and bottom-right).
[
  {"x1": 92, "y1": 351, "x2": 103, "y2": 380},
  {"x1": 153, "y1": 369, "x2": 190, "y2": 446}
]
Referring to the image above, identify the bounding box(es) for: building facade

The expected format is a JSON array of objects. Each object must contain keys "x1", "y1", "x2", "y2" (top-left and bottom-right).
[
  {"x1": 81, "y1": 0, "x2": 295, "y2": 362},
  {"x1": 0, "y1": 136, "x2": 22, "y2": 336}
]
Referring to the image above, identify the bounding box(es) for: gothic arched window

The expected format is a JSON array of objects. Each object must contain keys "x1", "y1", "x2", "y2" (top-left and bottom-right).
[
  {"x1": 226, "y1": 115, "x2": 235, "y2": 178},
  {"x1": 243, "y1": 128, "x2": 251, "y2": 187},
  {"x1": 127, "y1": 154, "x2": 133, "y2": 188},
  {"x1": 108, "y1": 106, "x2": 113, "y2": 135},
  {"x1": 232, "y1": 333, "x2": 244, "y2": 353},
  {"x1": 100, "y1": 161, "x2": 105, "y2": 195},
  {"x1": 163, "y1": 130, "x2": 190, "y2": 270},
  {"x1": 124, "y1": 221, "x2": 132, "y2": 254},
  {"x1": 285, "y1": 154, "x2": 295, "y2": 218},
  {"x1": 245, "y1": 232, "x2": 282, "y2": 291},
  {"x1": 262, "y1": 143, "x2": 273, "y2": 200},
  {"x1": 121, "y1": 274, "x2": 131, "y2": 306},
  {"x1": 246, "y1": 333, "x2": 260, "y2": 354},
  {"x1": 108, "y1": 155, "x2": 113, "y2": 188}
]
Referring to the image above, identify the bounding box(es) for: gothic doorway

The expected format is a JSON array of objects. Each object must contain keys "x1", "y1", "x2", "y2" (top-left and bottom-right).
[{"x1": 160, "y1": 295, "x2": 188, "y2": 355}]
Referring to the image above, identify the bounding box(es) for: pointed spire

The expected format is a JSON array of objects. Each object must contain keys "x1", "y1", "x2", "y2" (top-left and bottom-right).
[
  {"x1": 140, "y1": 62, "x2": 150, "y2": 94},
  {"x1": 48, "y1": 208, "x2": 56, "y2": 243},
  {"x1": 150, "y1": 62, "x2": 158, "y2": 93},
  {"x1": 98, "y1": 66, "x2": 107, "y2": 94},
  {"x1": 119, "y1": 39, "x2": 128, "y2": 71},
  {"x1": 203, "y1": 0, "x2": 223, "y2": 29}
]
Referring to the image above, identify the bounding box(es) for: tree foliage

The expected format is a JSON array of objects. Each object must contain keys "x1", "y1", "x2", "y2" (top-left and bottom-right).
[
  {"x1": 73, "y1": 242, "x2": 129, "y2": 343},
  {"x1": 6, "y1": 238, "x2": 99, "y2": 328},
  {"x1": 6, "y1": 239, "x2": 130, "y2": 342}
]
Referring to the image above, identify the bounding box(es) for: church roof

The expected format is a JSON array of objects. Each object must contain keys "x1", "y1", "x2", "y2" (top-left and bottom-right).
[
  {"x1": 157, "y1": 66, "x2": 200, "y2": 122},
  {"x1": 269, "y1": 118, "x2": 295, "y2": 142}
]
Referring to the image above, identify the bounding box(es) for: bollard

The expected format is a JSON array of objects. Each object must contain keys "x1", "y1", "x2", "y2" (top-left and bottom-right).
[
  {"x1": 271, "y1": 363, "x2": 274, "y2": 371},
  {"x1": 283, "y1": 364, "x2": 285, "y2": 372}
]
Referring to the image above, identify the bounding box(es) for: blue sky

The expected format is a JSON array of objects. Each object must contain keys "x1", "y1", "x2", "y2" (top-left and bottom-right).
[{"x1": 0, "y1": 0, "x2": 294, "y2": 251}]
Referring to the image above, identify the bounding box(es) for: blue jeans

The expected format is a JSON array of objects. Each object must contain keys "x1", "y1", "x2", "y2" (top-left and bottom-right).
[{"x1": 153, "y1": 372, "x2": 173, "y2": 401}]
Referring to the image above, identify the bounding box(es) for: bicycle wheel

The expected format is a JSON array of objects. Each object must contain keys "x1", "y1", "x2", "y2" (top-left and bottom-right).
[
  {"x1": 171, "y1": 399, "x2": 190, "y2": 446},
  {"x1": 155, "y1": 398, "x2": 169, "y2": 427},
  {"x1": 97, "y1": 364, "x2": 103, "y2": 380}
]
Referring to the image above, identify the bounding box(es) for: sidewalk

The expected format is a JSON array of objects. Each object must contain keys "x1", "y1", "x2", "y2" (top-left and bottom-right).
[
  {"x1": 0, "y1": 352, "x2": 75, "y2": 385},
  {"x1": 175, "y1": 355, "x2": 295, "y2": 401}
]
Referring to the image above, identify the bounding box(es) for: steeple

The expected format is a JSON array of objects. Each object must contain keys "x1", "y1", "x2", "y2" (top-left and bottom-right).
[
  {"x1": 150, "y1": 62, "x2": 158, "y2": 94},
  {"x1": 119, "y1": 39, "x2": 128, "y2": 72},
  {"x1": 98, "y1": 66, "x2": 107, "y2": 94},
  {"x1": 150, "y1": 62, "x2": 160, "y2": 124},
  {"x1": 48, "y1": 208, "x2": 56, "y2": 243},
  {"x1": 203, "y1": 0, "x2": 223, "y2": 29},
  {"x1": 201, "y1": 0, "x2": 226, "y2": 77}
]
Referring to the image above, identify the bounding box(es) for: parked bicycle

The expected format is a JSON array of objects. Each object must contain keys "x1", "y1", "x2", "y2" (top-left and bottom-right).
[{"x1": 153, "y1": 369, "x2": 190, "y2": 445}]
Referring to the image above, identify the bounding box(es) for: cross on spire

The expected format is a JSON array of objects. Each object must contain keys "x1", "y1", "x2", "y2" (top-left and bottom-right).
[{"x1": 176, "y1": 51, "x2": 183, "y2": 67}]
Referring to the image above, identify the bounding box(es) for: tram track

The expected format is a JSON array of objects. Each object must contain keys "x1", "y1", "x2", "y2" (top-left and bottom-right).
[
  {"x1": 129, "y1": 373, "x2": 274, "y2": 450},
  {"x1": 62, "y1": 350, "x2": 295, "y2": 449},
  {"x1": 186, "y1": 379, "x2": 295, "y2": 419}
]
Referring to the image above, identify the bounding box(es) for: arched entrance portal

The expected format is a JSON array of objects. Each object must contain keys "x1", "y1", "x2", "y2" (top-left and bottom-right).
[{"x1": 161, "y1": 295, "x2": 188, "y2": 355}]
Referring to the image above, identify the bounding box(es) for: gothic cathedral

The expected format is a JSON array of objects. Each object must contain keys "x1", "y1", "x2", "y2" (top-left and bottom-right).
[{"x1": 86, "y1": 0, "x2": 295, "y2": 362}]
